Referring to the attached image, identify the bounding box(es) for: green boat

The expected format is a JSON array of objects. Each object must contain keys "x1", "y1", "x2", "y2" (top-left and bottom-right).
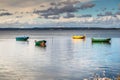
[
  {"x1": 35, "y1": 40, "x2": 46, "y2": 47},
  {"x1": 16, "y1": 36, "x2": 29, "y2": 41},
  {"x1": 92, "y1": 38, "x2": 111, "y2": 43}
]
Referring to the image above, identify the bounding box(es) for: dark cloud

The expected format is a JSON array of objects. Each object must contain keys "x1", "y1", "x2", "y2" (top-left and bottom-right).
[
  {"x1": 20, "y1": 12, "x2": 24, "y2": 14},
  {"x1": 63, "y1": 13, "x2": 75, "y2": 18},
  {"x1": 60, "y1": 5, "x2": 78, "y2": 12},
  {"x1": 0, "y1": 12, "x2": 12, "y2": 16},
  {"x1": 118, "y1": 7, "x2": 120, "y2": 10},
  {"x1": 97, "y1": 11, "x2": 120, "y2": 17},
  {"x1": 50, "y1": 2, "x2": 56, "y2": 5},
  {"x1": 60, "y1": 0, "x2": 80, "y2": 5},
  {"x1": 0, "y1": 9, "x2": 8, "y2": 11},
  {"x1": 16, "y1": 16, "x2": 23, "y2": 18},
  {"x1": 97, "y1": 13, "x2": 104, "y2": 17},
  {"x1": 105, "y1": 12, "x2": 113, "y2": 16},
  {"x1": 50, "y1": 0, "x2": 80, "y2": 6},
  {"x1": 26, "y1": 12, "x2": 31, "y2": 14},
  {"x1": 40, "y1": 5, "x2": 45, "y2": 7},
  {"x1": 80, "y1": 14, "x2": 92, "y2": 17},
  {"x1": 116, "y1": 12, "x2": 120, "y2": 15},
  {"x1": 14, "y1": 11, "x2": 27, "y2": 14},
  {"x1": 50, "y1": 2, "x2": 62, "y2": 6},
  {"x1": 101, "y1": 8, "x2": 107, "y2": 11},
  {"x1": 97, "y1": 12, "x2": 113, "y2": 17},
  {"x1": 79, "y1": 3, "x2": 95, "y2": 10},
  {"x1": 112, "y1": 8, "x2": 115, "y2": 10},
  {"x1": 34, "y1": 4, "x2": 78, "y2": 17},
  {"x1": 96, "y1": 10, "x2": 99, "y2": 12},
  {"x1": 34, "y1": 1, "x2": 95, "y2": 19},
  {"x1": 118, "y1": 4, "x2": 120, "y2": 10}
]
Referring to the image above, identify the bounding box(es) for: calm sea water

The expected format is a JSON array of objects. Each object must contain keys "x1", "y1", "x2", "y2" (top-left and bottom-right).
[{"x1": 0, "y1": 30, "x2": 120, "y2": 80}]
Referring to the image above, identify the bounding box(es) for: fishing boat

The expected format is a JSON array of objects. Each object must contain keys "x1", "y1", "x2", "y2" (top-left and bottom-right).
[
  {"x1": 92, "y1": 38, "x2": 111, "y2": 43},
  {"x1": 16, "y1": 36, "x2": 29, "y2": 41},
  {"x1": 72, "y1": 35, "x2": 85, "y2": 39},
  {"x1": 35, "y1": 40, "x2": 46, "y2": 47}
]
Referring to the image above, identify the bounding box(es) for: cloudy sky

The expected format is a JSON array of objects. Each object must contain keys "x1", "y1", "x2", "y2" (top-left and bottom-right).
[{"x1": 0, "y1": 0, "x2": 120, "y2": 28}]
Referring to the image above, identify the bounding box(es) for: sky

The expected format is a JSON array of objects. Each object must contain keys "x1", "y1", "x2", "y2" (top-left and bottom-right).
[{"x1": 0, "y1": 0, "x2": 120, "y2": 28}]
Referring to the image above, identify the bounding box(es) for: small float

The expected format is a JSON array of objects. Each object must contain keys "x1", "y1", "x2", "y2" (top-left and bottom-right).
[{"x1": 35, "y1": 40, "x2": 46, "y2": 47}]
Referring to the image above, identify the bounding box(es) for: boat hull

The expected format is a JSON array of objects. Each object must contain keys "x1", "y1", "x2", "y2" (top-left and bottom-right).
[
  {"x1": 35, "y1": 40, "x2": 46, "y2": 47},
  {"x1": 92, "y1": 38, "x2": 111, "y2": 43},
  {"x1": 72, "y1": 36, "x2": 85, "y2": 39},
  {"x1": 16, "y1": 37, "x2": 29, "y2": 41}
]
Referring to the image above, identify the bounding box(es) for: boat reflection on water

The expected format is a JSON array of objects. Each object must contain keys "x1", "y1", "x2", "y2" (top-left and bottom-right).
[
  {"x1": 91, "y1": 41, "x2": 111, "y2": 45},
  {"x1": 72, "y1": 38, "x2": 85, "y2": 43},
  {"x1": 15, "y1": 40, "x2": 29, "y2": 45},
  {"x1": 91, "y1": 41, "x2": 111, "y2": 50}
]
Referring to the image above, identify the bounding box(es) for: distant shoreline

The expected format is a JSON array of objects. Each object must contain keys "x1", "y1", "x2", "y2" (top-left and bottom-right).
[{"x1": 0, "y1": 27, "x2": 120, "y2": 30}]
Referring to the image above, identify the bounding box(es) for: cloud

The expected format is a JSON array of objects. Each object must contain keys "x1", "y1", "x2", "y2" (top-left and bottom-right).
[
  {"x1": 97, "y1": 11, "x2": 113, "y2": 17},
  {"x1": 97, "y1": 13, "x2": 104, "y2": 17},
  {"x1": 79, "y1": 3, "x2": 95, "y2": 10},
  {"x1": 1, "y1": 12, "x2": 120, "y2": 28},
  {"x1": 44, "y1": 15, "x2": 60, "y2": 19},
  {"x1": 50, "y1": 2, "x2": 56, "y2": 5},
  {"x1": 116, "y1": 12, "x2": 120, "y2": 15},
  {"x1": 0, "y1": 0, "x2": 120, "y2": 28},
  {"x1": 118, "y1": 7, "x2": 120, "y2": 10},
  {"x1": 63, "y1": 13, "x2": 75, "y2": 18},
  {"x1": 0, "y1": 12, "x2": 12, "y2": 16},
  {"x1": 112, "y1": 8, "x2": 115, "y2": 10},
  {"x1": 49, "y1": 0, "x2": 91, "y2": 6},
  {"x1": 60, "y1": 5, "x2": 78, "y2": 12},
  {"x1": 118, "y1": 4, "x2": 120, "y2": 10},
  {"x1": 49, "y1": 0, "x2": 80, "y2": 7},
  {"x1": 0, "y1": 0, "x2": 48, "y2": 7},
  {"x1": 16, "y1": 16, "x2": 23, "y2": 18},
  {"x1": 33, "y1": 0, "x2": 95, "y2": 19},
  {"x1": 105, "y1": 11, "x2": 113, "y2": 16},
  {"x1": 60, "y1": 0, "x2": 80, "y2": 5},
  {"x1": 2, "y1": 15, "x2": 120, "y2": 28},
  {"x1": 97, "y1": 11, "x2": 120, "y2": 18},
  {"x1": 33, "y1": 4, "x2": 78, "y2": 18},
  {"x1": 0, "y1": 0, "x2": 83, "y2": 8},
  {"x1": 101, "y1": 8, "x2": 107, "y2": 11},
  {"x1": 40, "y1": 5, "x2": 45, "y2": 7},
  {"x1": 0, "y1": 9, "x2": 8, "y2": 11},
  {"x1": 80, "y1": 14, "x2": 92, "y2": 17}
]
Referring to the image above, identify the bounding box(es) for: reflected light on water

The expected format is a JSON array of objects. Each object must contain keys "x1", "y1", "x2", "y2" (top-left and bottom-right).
[{"x1": 0, "y1": 33, "x2": 120, "y2": 80}]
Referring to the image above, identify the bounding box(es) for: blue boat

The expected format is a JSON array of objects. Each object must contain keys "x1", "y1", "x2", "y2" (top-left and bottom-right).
[{"x1": 16, "y1": 36, "x2": 29, "y2": 41}]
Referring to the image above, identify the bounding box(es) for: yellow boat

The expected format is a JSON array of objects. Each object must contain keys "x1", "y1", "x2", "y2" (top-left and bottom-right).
[{"x1": 72, "y1": 35, "x2": 85, "y2": 39}]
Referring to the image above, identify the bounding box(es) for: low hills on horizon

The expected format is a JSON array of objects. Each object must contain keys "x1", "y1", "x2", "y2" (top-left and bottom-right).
[{"x1": 0, "y1": 27, "x2": 119, "y2": 30}]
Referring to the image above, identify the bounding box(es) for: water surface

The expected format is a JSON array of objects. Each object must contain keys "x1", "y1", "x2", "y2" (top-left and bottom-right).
[{"x1": 0, "y1": 30, "x2": 120, "y2": 80}]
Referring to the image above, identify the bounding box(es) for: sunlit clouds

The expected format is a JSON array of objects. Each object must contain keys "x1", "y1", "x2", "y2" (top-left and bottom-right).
[{"x1": 0, "y1": 0, "x2": 120, "y2": 28}]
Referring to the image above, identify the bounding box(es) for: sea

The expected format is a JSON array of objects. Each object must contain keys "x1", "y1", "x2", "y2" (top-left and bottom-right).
[{"x1": 0, "y1": 29, "x2": 120, "y2": 80}]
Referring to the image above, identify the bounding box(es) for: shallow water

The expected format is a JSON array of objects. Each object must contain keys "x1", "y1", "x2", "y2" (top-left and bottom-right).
[{"x1": 0, "y1": 30, "x2": 120, "y2": 80}]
